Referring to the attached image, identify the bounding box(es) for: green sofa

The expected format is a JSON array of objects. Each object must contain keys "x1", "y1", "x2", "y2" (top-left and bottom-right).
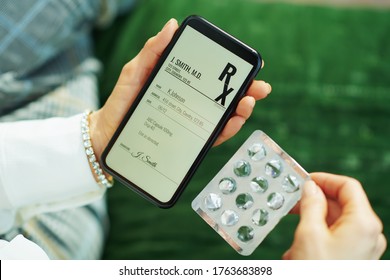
[{"x1": 94, "y1": 0, "x2": 390, "y2": 260}]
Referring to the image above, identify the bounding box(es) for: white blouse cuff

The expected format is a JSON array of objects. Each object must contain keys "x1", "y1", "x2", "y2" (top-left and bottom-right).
[{"x1": 0, "y1": 114, "x2": 105, "y2": 224}]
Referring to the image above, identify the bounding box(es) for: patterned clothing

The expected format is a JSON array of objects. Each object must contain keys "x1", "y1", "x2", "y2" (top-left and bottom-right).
[{"x1": 0, "y1": 0, "x2": 135, "y2": 259}]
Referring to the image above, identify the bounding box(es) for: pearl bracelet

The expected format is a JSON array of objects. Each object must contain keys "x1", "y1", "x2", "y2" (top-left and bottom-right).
[{"x1": 81, "y1": 110, "x2": 113, "y2": 188}]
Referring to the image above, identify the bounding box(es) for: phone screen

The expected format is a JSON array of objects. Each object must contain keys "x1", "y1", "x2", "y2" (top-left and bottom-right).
[{"x1": 102, "y1": 16, "x2": 261, "y2": 207}]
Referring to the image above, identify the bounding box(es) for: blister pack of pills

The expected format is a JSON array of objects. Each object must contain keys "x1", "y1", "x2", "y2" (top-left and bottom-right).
[{"x1": 192, "y1": 130, "x2": 310, "y2": 256}]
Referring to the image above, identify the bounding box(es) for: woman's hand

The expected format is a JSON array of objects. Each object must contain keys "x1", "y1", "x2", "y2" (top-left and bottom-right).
[{"x1": 283, "y1": 172, "x2": 387, "y2": 259}]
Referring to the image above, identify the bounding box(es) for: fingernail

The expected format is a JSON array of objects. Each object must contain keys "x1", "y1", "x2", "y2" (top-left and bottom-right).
[
  {"x1": 249, "y1": 96, "x2": 256, "y2": 108},
  {"x1": 162, "y1": 18, "x2": 175, "y2": 31},
  {"x1": 303, "y1": 180, "x2": 318, "y2": 196},
  {"x1": 265, "y1": 83, "x2": 272, "y2": 95}
]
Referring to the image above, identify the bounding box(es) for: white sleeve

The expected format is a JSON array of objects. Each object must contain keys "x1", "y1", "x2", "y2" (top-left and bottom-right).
[
  {"x1": 0, "y1": 114, "x2": 105, "y2": 226},
  {"x1": 0, "y1": 234, "x2": 49, "y2": 259}
]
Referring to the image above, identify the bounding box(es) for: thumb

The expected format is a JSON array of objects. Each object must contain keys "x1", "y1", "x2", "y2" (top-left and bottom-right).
[
  {"x1": 298, "y1": 180, "x2": 328, "y2": 231},
  {"x1": 115, "y1": 18, "x2": 178, "y2": 88},
  {"x1": 282, "y1": 180, "x2": 328, "y2": 259},
  {"x1": 100, "y1": 19, "x2": 178, "y2": 139}
]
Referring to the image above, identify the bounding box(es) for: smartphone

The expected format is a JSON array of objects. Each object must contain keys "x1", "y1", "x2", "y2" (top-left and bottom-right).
[{"x1": 101, "y1": 15, "x2": 262, "y2": 208}]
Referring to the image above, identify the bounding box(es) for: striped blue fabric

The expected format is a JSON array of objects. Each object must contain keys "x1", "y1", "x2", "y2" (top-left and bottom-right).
[{"x1": 0, "y1": 0, "x2": 135, "y2": 259}]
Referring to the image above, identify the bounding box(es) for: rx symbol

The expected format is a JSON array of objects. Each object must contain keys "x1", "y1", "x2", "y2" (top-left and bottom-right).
[{"x1": 215, "y1": 63, "x2": 237, "y2": 106}]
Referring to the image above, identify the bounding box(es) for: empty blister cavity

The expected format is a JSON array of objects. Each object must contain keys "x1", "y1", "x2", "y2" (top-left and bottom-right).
[
  {"x1": 233, "y1": 160, "x2": 251, "y2": 177},
  {"x1": 247, "y1": 143, "x2": 266, "y2": 161},
  {"x1": 219, "y1": 177, "x2": 237, "y2": 194},
  {"x1": 236, "y1": 193, "x2": 254, "y2": 210},
  {"x1": 282, "y1": 174, "x2": 300, "y2": 193},
  {"x1": 221, "y1": 210, "x2": 239, "y2": 226},
  {"x1": 250, "y1": 176, "x2": 268, "y2": 193},
  {"x1": 267, "y1": 192, "x2": 284, "y2": 210},
  {"x1": 204, "y1": 193, "x2": 222, "y2": 211},
  {"x1": 237, "y1": 226, "x2": 254, "y2": 242},
  {"x1": 252, "y1": 209, "x2": 269, "y2": 226},
  {"x1": 265, "y1": 159, "x2": 283, "y2": 178}
]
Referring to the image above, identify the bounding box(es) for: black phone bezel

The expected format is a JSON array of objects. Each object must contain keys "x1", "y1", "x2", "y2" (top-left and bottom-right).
[{"x1": 101, "y1": 15, "x2": 262, "y2": 208}]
